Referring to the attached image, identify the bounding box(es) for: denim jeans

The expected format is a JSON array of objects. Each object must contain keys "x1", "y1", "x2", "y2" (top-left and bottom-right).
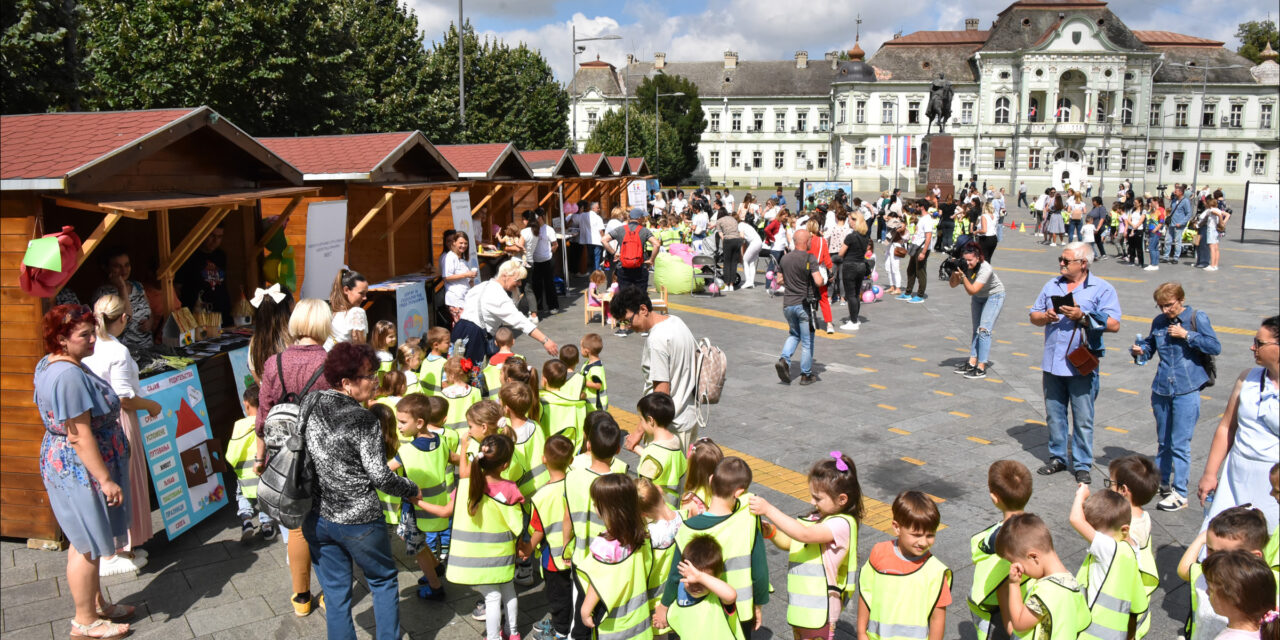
[
  {"x1": 234, "y1": 485, "x2": 272, "y2": 525},
  {"x1": 781, "y1": 304, "x2": 814, "y2": 376},
  {"x1": 1042, "y1": 371, "x2": 1100, "y2": 472},
  {"x1": 1162, "y1": 225, "x2": 1184, "y2": 259},
  {"x1": 302, "y1": 513, "x2": 402, "y2": 640},
  {"x1": 1151, "y1": 391, "x2": 1200, "y2": 496},
  {"x1": 1067, "y1": 219, "x2": 1083, "y2": 242},
  {"x1": 1148, "y1": 233, "x2": 1162, "y2": 266},
  {"x1": 590, "y1": 245, "x2": 604, "y2": 272},
  {"x1": 969, "y1": 293, "x2": 1005, "y2": 364}
]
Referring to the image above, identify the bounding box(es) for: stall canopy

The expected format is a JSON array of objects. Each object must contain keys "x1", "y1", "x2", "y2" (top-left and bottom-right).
[
  {"x1": 0, "y1": 106, "x2": 310, "y2": 541},
  {"x1": 606, "y1": 156, "x2": 633, "y2": 177},
  {"x1": 519, "y1": 149, "x2": 578, "y2": 179},
  {"x1": 627, "y1": 157, "x2": 651, "y2": 175},
  {"x1": 570, "y1": 152, "x2": 614, "y2": 178}
]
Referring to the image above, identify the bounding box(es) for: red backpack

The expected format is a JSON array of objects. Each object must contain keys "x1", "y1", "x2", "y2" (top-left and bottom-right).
[{"x1": 618, "y1": 223, "x2": 644, "y2": 268}]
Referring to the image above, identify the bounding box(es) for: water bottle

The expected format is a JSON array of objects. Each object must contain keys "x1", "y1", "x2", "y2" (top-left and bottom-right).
[
  {"x1": 1203, "y1": 490, "x2": 1215, "y2": 520},
  {"x1": 1133, "y1": 334, "x2": 1147, "y2": 365}
]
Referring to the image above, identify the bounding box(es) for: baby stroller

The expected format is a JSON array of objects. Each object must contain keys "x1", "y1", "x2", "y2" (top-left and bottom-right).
[
  {"x1": 937, "y1": 233, "x2": 972, "y2": 281},
  {"x1": 763, "y1": 252, "x2": 784, "y2": 297},
  {"x1": 691, "y1": 234, "x2": 726, "y2": 296}
]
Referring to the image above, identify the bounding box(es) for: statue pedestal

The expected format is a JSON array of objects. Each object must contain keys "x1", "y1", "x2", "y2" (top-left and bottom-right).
[{"x1": 915, "y1": 134, "x2": 954, "y2": 200}]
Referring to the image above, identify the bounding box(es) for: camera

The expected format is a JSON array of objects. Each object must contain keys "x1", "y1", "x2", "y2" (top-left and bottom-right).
[{"x1": 939, "y1": 257, "x2": 964, "y2": 280}]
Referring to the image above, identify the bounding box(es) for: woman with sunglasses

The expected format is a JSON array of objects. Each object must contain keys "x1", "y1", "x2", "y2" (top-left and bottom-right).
[{"x1": 1196, "y1": 315, "x2": 1280, "y2": 532}]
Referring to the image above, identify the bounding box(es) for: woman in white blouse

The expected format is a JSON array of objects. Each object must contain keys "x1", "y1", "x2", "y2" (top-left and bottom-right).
[
  {"x1": 325, "y1": 268, "x2": 369, "y2": 349},
  {"x1": 442, "y1": 232, "x2": 479, "y2": 325},
  {"x1": 83, "y1": 294, "x2": 161, "y2": 576}
]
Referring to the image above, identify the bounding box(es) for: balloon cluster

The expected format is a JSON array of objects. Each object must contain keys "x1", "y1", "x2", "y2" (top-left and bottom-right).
[{"x1": 261, "y1": 228, "x2": 298, "y2": 291}]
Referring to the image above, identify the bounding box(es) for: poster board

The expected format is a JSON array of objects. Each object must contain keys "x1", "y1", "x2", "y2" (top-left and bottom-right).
[
  {"x1": 450, "y1": 191, "x2": 472, "y2": 235},
  {"x1": 802, "y1": 181, "x2": 854, "y2": 205},
  {"x1": 300, "y1": 200, "x2": 348, "y2": 300},
  {"x1": 226, "y1": 347, "x2": 252, "y2": 418},
  {"x1": 395, "y1": 281, "x2": 430, "y2": 341},
  {"x1": 1241, "y1": 181, "x2": 1280, "y2": 239},
  {"x1": 628, "y1": 180, "x2": 648, "y2": 209},
  {"x1": 137, "y1": 366, "x2": 228, "y2": 539}
]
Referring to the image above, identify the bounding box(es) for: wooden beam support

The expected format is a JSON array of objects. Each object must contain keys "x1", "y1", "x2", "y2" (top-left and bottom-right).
[
  {"x1": 349, "y1": 191, "x2": 395, "y2": 240},
  {"x1": 470, "y1": 184, "x2": 500, "y2": 215},
  {"x1": 156, "y1": 210, "x2": 174, "y2": 315},
  {"x1": 158, "y1": 205, "x2": 232, "y2": 279},
  {"x1": 537, "y1": 181, "x2": 563, "y2": 206},
  {"x1": 50, "y1": 211, "x2": 124, "y2": 298},
  {"x1": 385, "y1": 198, "x2": 396, "y2": 277},
  {"x1": 253, "y1": 195, "x2": 302, "y2": 253},
  {"x1": 48, "y1": 197, "x2": 148, "y2": 219},
  {"x1": 381, "y1": 188, "x2": 431, "y2": 239},
  {"x1": 579, "y1": 182, "x2": 600, "y2": 201}
]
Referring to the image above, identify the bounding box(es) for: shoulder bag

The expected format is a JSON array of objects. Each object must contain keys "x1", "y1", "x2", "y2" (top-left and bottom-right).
[
  {"x1": 1066, "y1": 325, "x2": 1099, "y2": 376},
  {"x1": 1189, "y1": 309, "x2": 1216, "y2": 388}
]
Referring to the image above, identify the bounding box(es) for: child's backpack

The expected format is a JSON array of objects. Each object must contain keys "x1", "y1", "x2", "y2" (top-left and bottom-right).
[
  {"x1": 694, "y1": 337, "x2": 727, "y2": 426},
  {"x1": 257, "y1": 355, "x2": 325, "y2": 529},
  {"x1": 619, "y1": 223, "x2": 645, "y2": 269}
]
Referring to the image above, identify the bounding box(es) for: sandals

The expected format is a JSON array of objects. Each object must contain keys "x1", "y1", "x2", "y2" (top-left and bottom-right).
[
  {"x1": 70, "y1": 619, "x2": 131, "y2": 639},
  {"x1": 95, "y1": 603, "x2": 135, "y2": 621},
  {"x1": 1037, "y1": 459, "x2": 1068, "y2": 476}
]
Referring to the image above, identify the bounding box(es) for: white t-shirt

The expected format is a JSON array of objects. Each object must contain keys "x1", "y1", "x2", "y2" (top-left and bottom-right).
[
  {"x1": 652, "y1": 198, "x2": 667, "y2": 214},
  {"x1": 641, "y1": 315, "x2": 699, "y2": 433},
  {"x1": 738, "y1": 221, "x2": 761, "y2": 247},
  {"x1": 770, "y1": 225, "x2": 791, "y2": 252},
  {"x1": 979, "y1": 211, "x2": 998, "y2": 237},
  {"x1": 721, "y1": 193, "x2": 735, "y2": 210},
  {"x1": 1083, "y1": 533, "x2": 1119, "y2": 607},
  {"x1": 587, "y1": 212, "x2": 606, "y2": 246},
  {"x1": 443, "y1": 251, "x2": 475, "y2": 307},
  {"x1": 692, "y1": 211, "x2": 709, "y2": 234},
  {"x1": 762, "y1": 205, "x2": 779, "y2": 222},
  {"x1": 325, "y1": 307, "x2": 368, "y2": 350},
  {"x1": 1082, "y1": 222, "x2": 1096, "y2": 243},
  {"x1": 671, "y1": 198, "x2": 687, "y2": 215},
  {"x1": 83, "y1": 335, "x2": 141, "y2": 399},
  {"x1": 521, "y1": 225, "x2": 555, "y2": 263},
  {"x1": 910, "y1": 215, "x2": 937, "y2": 247},
  {"x1": 604, "y1": 219, "x2": 624, "y2": 251}
]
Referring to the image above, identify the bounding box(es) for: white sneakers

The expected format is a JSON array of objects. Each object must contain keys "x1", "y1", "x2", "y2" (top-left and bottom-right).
[
  {"x1": 840, "y1": 321, "x2": 861, "y2": 331},
  {"x1": 1143, "y1": 266, "x2": 1160, "y2": 271},
  {"x1": 1205, "y1": 266, "x2": 1218, "y2": 271},
  {"x1": 99, "y1": 552, "x2": 147, "y2": 576}
]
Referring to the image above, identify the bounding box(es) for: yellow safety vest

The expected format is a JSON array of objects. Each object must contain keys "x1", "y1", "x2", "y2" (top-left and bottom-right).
[
  {"x1": 1015, "y1": 576, "x2": 1091, "y2": 640},
  {"x1": 561, "y1": 371, "x2": 586, "y2": 406},
  {"x1": 646, "y1": 523, "x2": 679, "y2": 635},
  {"x1": 786, "y1": 513, "x2": 857, "y2": 629},
  {"x1": 666, "y1": 586, "x2": 746, "y2": 640},
  {"x1": 225, "y1": 418, "x2": 259, "y2": 499},
  {"x1": 444, "y1": 477, "x2": 523, "y2": 586},
  {"x1": 565, "y1": 467, "x2": 613, "y2": 562},
  {"x1": 679, "y1": 485, "x2": 713, "y2": 520},
  {"x1": 376, "y1": 469, "x2": 403, "y2": 525},
  {"x1": 579, "y1": 362, "x2": 609, "y2": 410},
  {"x1": 858, "y1": 546, "x2": 950, "y2": 640},
  {"x1": 571, "y1": 452, "x2": 628, "y2": 474},
  {"x1": 442, "y1": 386, "x2": 482, "y2": 432},
  {"x1": 419, "y1": 357, "x2": 447, "y2": 395},
  {"x1": 1267, "y1": 525, "x2": 1279, "y2": 572},
  {"x1": 397, "y1": 433, "x2": 457, "y2": 532},
  {"x1": 532, "y1": 479, "x2": 571, "y2": 572},
  {"x1": 968, "y1": 522, "x2": 1030, "y2": 640},
  {"x1": 1135, "y1": 533, "x2": 1158, "y2": 639},
  {"x1": 674, "y1": 499, "x2": 761, "y2": 623},
  {"x1": 577, "y1": 541, "x2": 655, "y2": 640},
  {"x1": 508, "y1": 421, "x2": 547, "y2": 497},
  {"x1": 1076, "y1": 539, "x2": 1149, "y2": 640},
  {"x1": 540, "y1": 388, "x2": 587, "y2": 452},
  {"x1": 377, "y1": 357, "x2": 394, "y2": 375},
  {"x1": 638, "y1": 441, "x2": 688, "y2": 509}
]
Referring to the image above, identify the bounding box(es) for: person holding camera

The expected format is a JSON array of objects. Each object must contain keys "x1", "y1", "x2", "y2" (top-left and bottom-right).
[
  {"x1": 775, "y1": 229, "x2": 826, "y2": 386},
  {"x1": 948, "y1": 243, "x2": 1005, "y2": 379}
]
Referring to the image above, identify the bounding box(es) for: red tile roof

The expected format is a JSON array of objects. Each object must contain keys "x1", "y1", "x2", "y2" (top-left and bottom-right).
[
  {"x1": 606, "y1": 156, "x2": 628, "y2": 173},
  {"x1": 1, "y1": 108, "x2": 199, "y2": 180},
  {"x1": 1132, "y1": 30, "x2": 1223, "y2": 47},
  {"x1": 520, "y1": 150, "x2": 569, "y2": 164},
  {"x1": 259, "y1": 132, "x2": 415, "y2": 175},
  {"x1": 627, "y1": 158, "x2": 649, "y2": 174},
  {"x1": 572, "y1": 152, "x2": 606, "y2": 175},
  {"x1": 883, "y1": 30, "x2": 990, "y2": 46},
  {"x1": 437, "y1": 143, "x2": 512, "y2": 176}
]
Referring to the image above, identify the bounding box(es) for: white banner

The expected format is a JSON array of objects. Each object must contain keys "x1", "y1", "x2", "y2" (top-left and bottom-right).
[
  {"x1": 1242, "y1": 181, "x2": 1280, "y2": 232},
  {"x1": 627, "y1": 180, "x2": 648, "y2": 210},
  {"x1": 300, "y1": 200, "x2": 348, "y2": 300},
  {"x1": 450, "y1": 191, "x2": 472, "y2": 237}
]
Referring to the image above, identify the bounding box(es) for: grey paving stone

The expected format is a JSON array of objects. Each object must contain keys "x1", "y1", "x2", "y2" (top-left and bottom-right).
[
  {"x1": 0, "y1": 579, "x2": 59, "y2": 609},
  {"x1": 0, "y1": 591, "x2": 73, "y2": 633},
  {"x1": 0, "y1": 564, "x2": 36, "y2": 589},
  {"x1": 0, "y1": 623, "x2": 51, "y2": 640},
  {"x1": 127, "y1": 616, "x2": 195, "y2": 640},
  {"x1": 185, "y1": 595, "x2": 274, "y2": 636}
]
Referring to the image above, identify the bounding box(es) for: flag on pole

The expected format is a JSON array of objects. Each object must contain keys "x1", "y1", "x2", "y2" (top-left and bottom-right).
[
  {"x1": 902, "y1": 135, "x2": 915, "y2": 167},
  {"x1": 882, "y1": 135, "x2": 891, "y2": 165}
]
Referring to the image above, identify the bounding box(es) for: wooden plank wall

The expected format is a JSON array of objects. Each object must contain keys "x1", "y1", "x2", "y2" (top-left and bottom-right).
[
  {"x1": 266, "y1": 192, "x2": 345, "y2": 298},
  {"x1": 0, "y1": 195, "x2": 59, "y2": 540}
]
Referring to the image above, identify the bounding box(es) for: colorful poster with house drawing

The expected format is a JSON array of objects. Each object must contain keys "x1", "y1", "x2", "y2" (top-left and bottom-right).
[
  {"x1": 226, "y1": 347, "x2": 252, "y2": 418},
  {"x1": 137, "y1": 365, "x2": 228, "y2": 539}
]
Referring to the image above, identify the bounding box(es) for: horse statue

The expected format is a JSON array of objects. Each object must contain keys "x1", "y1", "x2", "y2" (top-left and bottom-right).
[{"x1": 926, "y1": 73, "x2": 953, "y2": 134}]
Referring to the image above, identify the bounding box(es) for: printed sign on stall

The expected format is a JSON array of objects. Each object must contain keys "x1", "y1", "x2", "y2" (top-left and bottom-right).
[
  {"x1": 226, "y1": 346, "x2": 252, "y2": 418},
  {"x1": 450, "y1": 191, "x2": 472, "y2": 237},
  {"x1": 395, "y1": 281, "x2": 430, "y2": 341},
  {"x1": 300, "y1": 200, "x2": 348, "y2": 300},
  {"x1": 137, "y1": 366, "x2": 227, "y2": 539},
  {"x1": 627, "y1": 180, "x2": 648, "y2": 209}
]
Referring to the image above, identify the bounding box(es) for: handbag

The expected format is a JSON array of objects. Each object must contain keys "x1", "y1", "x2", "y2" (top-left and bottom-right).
[
  {"x1": 1065, "y1": 325, "x2": 1099, "y2": 376},
  {"x1": 893, "y1": 246, "x2": 908, "y2": 258}
]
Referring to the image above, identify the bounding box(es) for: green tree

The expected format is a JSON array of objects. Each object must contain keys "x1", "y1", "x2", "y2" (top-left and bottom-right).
[
  {"x1": 1236, "y1": 20, "x2": 1279, "y2": 64},
  {"x1": 584, "y1": 109, "x2": 681, "y2": 182},
  {"x1": 2, "y1": 0, "x2": 81, "y2": 113},
  {"x1": 334, "y1": 0, "x2": 434, "y2": 133},
  {"x1": 634, "y1": 74, "x2": 706, "y2": 184}
]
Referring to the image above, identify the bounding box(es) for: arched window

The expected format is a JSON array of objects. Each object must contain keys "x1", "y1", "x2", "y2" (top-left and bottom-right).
[
  {"x1": 1121, "y1": 97, "x2": 1134, "y2": 125},
  {"x1": 995, "y1": 97, "x2": 1011, "y2": 124},
  {"x1": 1056, "y1": 98, "x2": 1073, "y2": 122}
]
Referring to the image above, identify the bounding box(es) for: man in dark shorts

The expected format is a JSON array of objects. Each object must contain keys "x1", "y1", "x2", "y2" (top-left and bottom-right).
[{"x1": 775, "y1": 229, "x2": 825, "y2": 386}]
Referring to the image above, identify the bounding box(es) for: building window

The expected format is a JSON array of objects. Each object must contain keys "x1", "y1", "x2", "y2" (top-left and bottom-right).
[
  {"x1": 586, "y1": 110, "x2": 598, "y2": 132},
  {"x1": 1028, "y1": 147, "x2": 1041, "y2": 170},
  {"x1": 774, "y1": 151, "x2": 785, "y2": 169},
  {"x1": 1175, "y1": 103, "x2": 1188, "y2": 128},
  {"x1": 1198, "y1": 152, "x2": 1211, "y2": 173},
  {"x1": 1119, "y1": 149, "x2": 1129, "y2": 171},
  {"x1": 794, "y1": 151, "x2": 808, "y2": 170},
  {"x1": 1230, "y1": 103, "x2": 1243, "y2": 128},
  {"x1": 961, "y1": 101, "x2": 974, "y2": 124},
  {"x1": 1029, "y1": 97, "x2": 1040, "y2": 122},
  {"x1": 709, "y1": 112, "x2": 720, "y2": 132},
  {"x1": 752, "y1": 151, "x2": 763, "y2": 169},
  {"x1": 1150, "y1": 102, "x2": 1161, "y2": 127},
  {"x1": 752, "y1": 111, "x2": 763, "y2": 132},
  {"x1": 1226, "y1": 152, "x2": 1239, "y2": 174},
  {"x1": 1146, "y1": 151, "x2": 1158, "y2": 173},
  {"x1": 854, "y1": 147, "x2": 867, "y2": 167},
  {"x1": 993, "y1": 148, "x2": 1007, "y2": 170},
  {"x1": 882, "y1": 101, "x2": 894, "y2": 124},
  {"x1": 817, "y1": 151, "x2": 828, "y2": 169},
  {"x1": 1202, "y1": 102, "x2": 1217, "y2": 128},
  {"x1": 1095, "y1": 152, "x2": 1108, "y2": 172},
  {"x1": 837, "y1": 100, "x2": 846, "y2": 123},
  {"x1": 1254, "y1": 153, "x2": 1268, "y2": 175},
  {"x1": 731, "y1": 111, "x2": 742, "y2": 132},
  {"x1": 819, "y1": 111, "x2": 830, "y2": 132},
  {"x1": 1121, "y1": 98, "x2": 1133, "y2": 125},
  {"x1": 775, "y1": 111, "x2": 786, "y2": 132},
  {"x1": 1262, "y1": 104, "x2": 1274, "y2": 129},
  {"x1": 1056, "y1": 98, "x2": 1072, "y2": 122},
  {"x1": 709, "y1": 151, "x2": 719, "y2": 168},
  {"x1": 995, "y1": 97, "x2": 1011, "y2": 124},
  {"x1": 730, "y1": 151, "x2": 741, "y2": 167},
  {"x1": 1096, "y1": 95, "x2": 1108, "y2": 123},
  {"x1": 856, "y1": 100, "x2": 866, "y2": 124},
  {"x1": 907, "y1": 102, "x2": 920, "y2": 124},
  {"x1": 1171, "y1": 151, "x2": 1185, "y2": 172},
  {"x1": 797, "y1": 111, "x2": 808, "y2": 131},
  {"x1": 958, "y1": 148, "x2": 972, "y2": 167}
]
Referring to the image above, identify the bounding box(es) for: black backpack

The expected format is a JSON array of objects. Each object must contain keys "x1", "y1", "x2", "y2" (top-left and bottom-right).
[{"x1": 257, "y1": 355, "x2": 325, "y2": 529}]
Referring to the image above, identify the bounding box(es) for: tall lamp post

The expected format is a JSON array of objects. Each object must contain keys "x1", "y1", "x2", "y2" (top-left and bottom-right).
[
  {"x1": 655, "y1": 91, "x2": 685, "y2": 185},
  {"x1": 1164, "y1": 62, "x2": 1245, "y2": 198},
  {"x1": 570, "y1": 27, "x2": 621, "y2": 152},
  {"x1": 458, "y1": 0, "x2": 465, "y2": 137}
]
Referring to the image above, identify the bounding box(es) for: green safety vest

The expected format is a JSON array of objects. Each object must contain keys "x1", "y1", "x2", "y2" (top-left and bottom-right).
[
  {"x1": 540, "y1": 388, "x2": 587, "y2": 451},
  {"x1": 638, "y1": 441, "x2": 688, "y2": 509},
  {"x1": 646, "y1": 525, "x2": 678, "y2": 635},
  {"x1": 1134, "y1": 533, "x2": 1158, "y2": 639},
  {"x1": 509, "y1": 422, "x2": 547, "y2": 496},
  {"x1": 571, "y1": 453, "x2": 628, "y2": 474},
  {"x1": 968, "y1": 522, "x2": 1030, "y2": 640},
  {"x1": 532, "y1": 479, "x2": 571, "y2": 572},
  {"x1": 576, "y1": 541, "x2": 655, "y2": 640},
  {"x1": 377, "y1": 357, "x2": 394, "y2": 375},
  {"x1": 561, "y1": 371, "x2": 586, "y2": 406},
  {"x1": 444, "y1": 477, "x2": 523, "y2": 586},
  {"x1": 1267, "y1": 526, "x2": 1279, "y2": 572},
  {"x1": 565, "y1": 467, "x2": 613, "y2": 562},
  {"x1": 858, "y1": 547, "x2": 950, "y2": 640},
  {"x1": 786, "y1": 513, "x2": 857, "y2": 629},
  {"x1": 480, "y1": 362, "x2": 501, "y2": 397},
  {"x1": 581, "y1": 361, "x2": 609, "y2": 410},
  {"x1": 674, "y1": 498, "x2": 761, "y2": 623},
  {"x1": 1076, "y1": 539, "x2": 1149, "y2": 640},
  {"x1": 1016, "y1": 577, "x2": 1091, "y2": 640},
  {"x1": 376, "y1": 465, "x2": 404, "y2": 526},
  {"x1": 397, "y1": 433, "x2": 457, "y2": 532},
  {"x1": 666, "y1": 588, "x2": 746, "y2": 640},
  {"x1": 658, "y1": 228, "x2": 682, "y2": 247},
  {"x1": 419, "y1": 357, "x2": 447, "y2": 395},
  {"x1": 680, "y1": 485, "x2": 712, "y2": 520},
  {"x1": 442, "y1": 386, "x2": 482, "y2": 431},
  {"x1": 225, "y1": 418, "x2": 259, "y2": 499}
]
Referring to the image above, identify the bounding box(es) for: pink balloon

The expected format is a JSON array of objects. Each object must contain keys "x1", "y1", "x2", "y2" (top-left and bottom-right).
[
  {"x1": 870, "y1": 270, "x2": 879, "y2": 282},
  {"x1": 861, "y1": 290, "x2": 875, "y2": 303},
  {"x1": 875, "y1": 290, "x2": 884, "y2": 300}
]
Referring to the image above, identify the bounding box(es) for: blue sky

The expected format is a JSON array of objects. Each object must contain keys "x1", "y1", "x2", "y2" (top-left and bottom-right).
[{"x1": 405, "y1": 0, "x2": 1274, "y2": 81}]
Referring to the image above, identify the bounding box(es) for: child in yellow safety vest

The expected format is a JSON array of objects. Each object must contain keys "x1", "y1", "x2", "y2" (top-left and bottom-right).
[
  {"x1": 419, "y1": 326, "x2": 451, "y2": 395},
  {"x1": 996, "y1": 513, "x2": 1091, "y2": 640},
  {"x1": 227, "y1": 384, "x2": 276, "y2": 542},
  {"x1": 750, "y1": 451, "x2": 863, "y2": 640},
  {"x1": 578, "y1": 474, "x2": 655, "y2": 640},
  {"x1": 564, "y1": 413, "x2": 626, "y2": 637},
  {"x1": 371, "y1": 320, "x2": 397, "y2": 374},
  {"x1": 390, "y1": 394, "x2": 457, "y2": 601},
  {"x1": 664, "y1": 534, "x2": 746, "y2": 640},
  {"x1": 857, "y1": 491, "x2": 951, "y2": 640},
  {"x1": 579, "y1": 333, "x2": 608, "y2": 411},
  {"x1": 1068, "y1": 485, "x2": 1150, "y2": 640},
  {"x1": 656, "y1": 457, "x2": 769, "y2": 638},
  {"x1": 528, "y1": 436, "x2": 576, "y2": 640},
  {"x1": 969, "y1": 460, "x2": 1033, "y2": 640},
  {"x1": 396, "y1": 342, "x2": 425, "y2": 394},
  {"x1": 441, "y1": 355, "x2": 483, "y2": 434},
  {"x1": 1107, "y1": 455, "x2": 1162, "y2": 636},
  {"x1": 540, "y1": 358, "x2": 586, "y2": 452},
  {"x1": 637, "y1": 477, "x2": 682, "y2": 638},
  {"x1": 570, "y1": 410, "x2": 630, "y2": 474},
  {"x1": 630, "y1": 392, "x2": 688, "y2": 509},
  {"x1": 679, "y1": 438, "x2": 723, "y2": 518},
  {"x1": 499, "y1": 381, "x2": 544, "y2": 588},
  {"x1": 558, "y1": 344, "x2": 586, "y2": 413},
  {"x1": 1177, "y1": 506, "x2": 1275, "y2": 640},
  {"x1": 482, "y1": 327, "x2": 520, "y2": 395},
  {"x1": 1199, "y1": 549, "x2": 1280, "y2": 640},
  {"x1": 373, "y1": 371, "x2": 407, "y2": 432}
]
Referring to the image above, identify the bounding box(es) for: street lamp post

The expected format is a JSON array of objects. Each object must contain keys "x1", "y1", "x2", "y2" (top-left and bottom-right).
[
  {"x1": 1165, "y1": 62, "x2": 1245, "y2": 198},
  {"x1": 655, "y1": 91, "x2": 685, "y2": 184},
  {"x1": 570, "y1": 27, "x2": 622, "y2": 152},
  {"x1": 458, "y1": 0, "x2": 465, "y2": 137}
]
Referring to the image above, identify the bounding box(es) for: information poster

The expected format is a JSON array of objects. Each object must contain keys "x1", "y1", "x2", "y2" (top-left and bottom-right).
[
  {"x1": 226, "y1": 347, "x2": 252, "y2": 418},
  {"x1": 627, "y1": 180, "x2": 648, "y2": 209},
  {"x1": 137, "y1": 366, "x2": 228, "y2": 539},
  {"x1": 300, "y1": 200, "x2": 348, "y2": 300},
  {"x1": 802, "y1": 181, "x2": 854, "y2": 205},
  {"x1": 395, "y1": 281, "x2": 430, "y2": 341},
  {"x1": 450, "y1": 191, "x2": 472, "y2": 236},
  {"x1": 1242, "y1": 181, "x2": 1280, "y2": 233}
]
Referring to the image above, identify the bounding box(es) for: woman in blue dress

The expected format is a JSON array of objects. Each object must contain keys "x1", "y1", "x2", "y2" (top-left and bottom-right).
[{"x1": 34, "y1": 304, "x2": 135, "y2": 639}]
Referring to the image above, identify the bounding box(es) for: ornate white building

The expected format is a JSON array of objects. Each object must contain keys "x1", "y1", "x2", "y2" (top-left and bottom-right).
[{"x1": 568, "y1": 0, "x2": 1279, "y2": 199}]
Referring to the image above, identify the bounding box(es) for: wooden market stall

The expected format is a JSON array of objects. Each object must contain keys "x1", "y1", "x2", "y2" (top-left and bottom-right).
[
  {"x1": 0, "y1": 107, "x2": 312, "y2": 541},
  {"x1": 567, "y1": 153, "x2": 615, "y2": 211}
]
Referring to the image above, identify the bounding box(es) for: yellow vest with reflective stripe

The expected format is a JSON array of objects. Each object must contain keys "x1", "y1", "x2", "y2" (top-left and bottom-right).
[
  {"x1": 540, "y1": 388, "x2": 587, "y2": 451},
  {"x1": 571, "y1": 453, "x2": 627, "y2": 474},
  {"x1": 226, "y1": 418, "x2": 259, "y2": 499},
  {"x1": 1076, "y1": 539, "x2": 1149, "y2": 640},
  {"x1": 561, "y1": 371, "x2": 586, "y2": 405},
  {"x1": 377, "y1": 476, "x2": 403, "y2": 525},
  {"x1": 577, "y1": 540, "x2": 655, "y2": 640},
  {"x1": 786, "y1": 513, "x2": 857, "y2": 629},
  {"x1": 680, "y1": 485, "x2": 712, "y2": 520},
  {"x1": 565, "y1": 467, "x2": 613, "y2": 562},
  {"x1": 858, "y1": 546, "x2": 950, "y2": 640},
  {"x1": 646, "y1": 523, "x2": 678, "y2": 635},
  {"x1": 508, "y1": 422, "x2": 547, "y2": 497},
  {"x1": 419, "y1": 357, "x2": 447, "y2": 395},
  {"x1": 1266, "y1": 525, "x2": 1279, "y2": 572},
  {"x1": 581, "y1": 361, "x2": 608, "y2": 410},
  {"x1": 1015, "y1": 577, "x2": 1091, "y2": 640},
  {"x1": 968, "y1": 521, "x2": 1030, "y2": 640},
  {"x1": 532, "y1": 479, "x2": 571, "y2": 571},
  {"x1": 666, "y1": 587, "x2": 746, "y2": 640},
  {"x1": 442, "y1": 386, "x2": 482, "y2": 431},
  {"x1": 445, "y1": 477, "x2": 524, "y2": 586},
  {"x1": 1135, "y1": 533, "x2": 1158, "y2": 638},
  {"x1": 638, "y1": 441, "x2": 687, "y2": 509},
  {"x1": 397, "y1": 434, "x2": 456, "y2": 533},
  {"x1": 674, "y1": 498, "x2": 761, "y2": 623}
]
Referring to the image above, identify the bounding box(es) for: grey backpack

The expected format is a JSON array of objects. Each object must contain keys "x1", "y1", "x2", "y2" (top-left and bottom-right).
[{"x1": 257, "y1": 355, "x2": 324, "y2": 529}]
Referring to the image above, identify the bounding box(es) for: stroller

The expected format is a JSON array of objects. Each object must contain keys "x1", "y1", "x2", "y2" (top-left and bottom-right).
[
  {"x1": 691, "y1": 234, "x2": 726, "y2": 296},
  {"x1": 937, "y1": 233, "x2": 972, "y2": 281}
]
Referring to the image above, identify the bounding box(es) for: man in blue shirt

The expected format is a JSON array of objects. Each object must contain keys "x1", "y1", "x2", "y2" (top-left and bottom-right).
[
  {"x1": 1029, "y1": 242, "x2": 1122, "y2": 484},
  {"x1": 1162, "y1": 185, "x2": 1194, "y2": 264},
  {"x1": 774, "y1": 186, "x2": 787, "y2": 208}
]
